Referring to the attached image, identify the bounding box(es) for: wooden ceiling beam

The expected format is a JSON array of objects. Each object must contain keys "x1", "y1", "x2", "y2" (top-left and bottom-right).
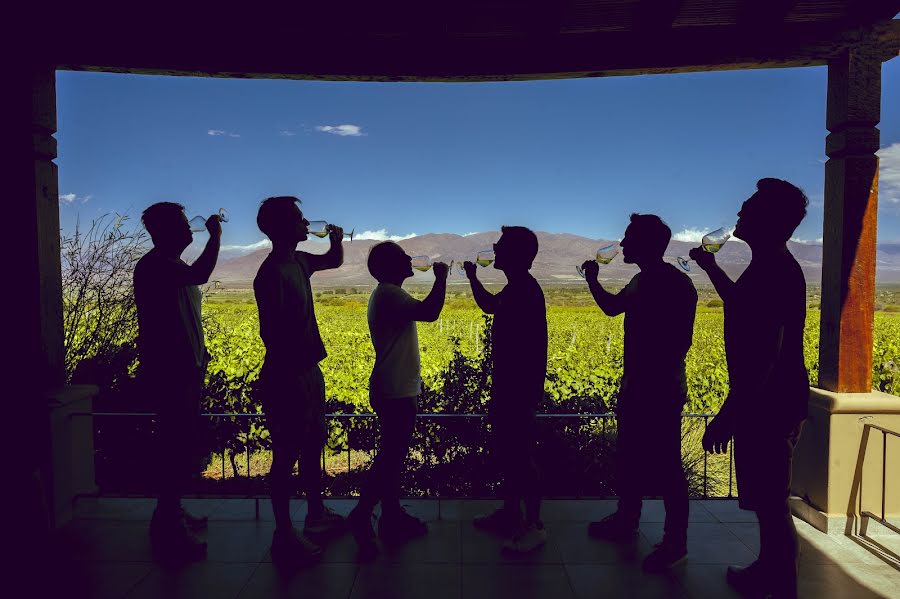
[{"x1": 52, "y1": 18, "x2": 900, "y2": 82}]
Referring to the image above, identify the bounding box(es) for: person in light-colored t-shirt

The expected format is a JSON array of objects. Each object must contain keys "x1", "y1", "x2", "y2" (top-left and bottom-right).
[{"x1": 348, "y1": 242, "x2": 448, "y2": 555}]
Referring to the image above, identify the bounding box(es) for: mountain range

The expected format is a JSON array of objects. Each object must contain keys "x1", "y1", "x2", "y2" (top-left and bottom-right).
[{"x1": 210, "y1": 232, "x2": 900, "y2": 287}]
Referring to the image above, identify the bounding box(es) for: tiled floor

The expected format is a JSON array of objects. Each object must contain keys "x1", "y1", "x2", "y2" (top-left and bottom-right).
[{"x1": 52, "y1": 498, "x2": 900, "y2": 598}]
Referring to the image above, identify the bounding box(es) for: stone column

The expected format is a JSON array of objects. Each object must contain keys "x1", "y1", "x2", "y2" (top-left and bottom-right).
[
  {"x1": 791, "y1": 45, "x2": 900, "y2": 536},
  {"x1": 14, "y1": 66, "x2": 97, "y2": 529}
]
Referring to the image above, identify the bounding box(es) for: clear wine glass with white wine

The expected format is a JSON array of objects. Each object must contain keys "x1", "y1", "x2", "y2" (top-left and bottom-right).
[
  {"x1": 676, "y1": 227, "x2": 731, "y2": 272},
  {"x1": 475, "y1": 250, "x2": 495, "y2": 267},
  {"x1": 411, "y1": 255, "x2": 433, "y2": 272},
  {"x1": 189, "y1": 208, "x2": 228, "y2": 232},
  {"x1": 307, "y1": 220, "x2": 355, "y2": 242},
  {"x1": 576, "y1": 243, "x2": 619, "y2": 278}
]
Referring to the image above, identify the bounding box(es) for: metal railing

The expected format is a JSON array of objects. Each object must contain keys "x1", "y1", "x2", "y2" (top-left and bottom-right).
[
  {"x1": 73, "y1": 411, "x2": 736, "y2": 503},
  {"x1": 861, "y1": 423, "x2": 900, "y2": 535}
]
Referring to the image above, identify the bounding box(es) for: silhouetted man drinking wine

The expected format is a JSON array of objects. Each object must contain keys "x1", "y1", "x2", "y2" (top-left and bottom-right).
[
  {"x1": 582, "y1": 213, "x2": 697, "y2": 573},
  {"x1": 348, "y1": 242, "x2": 448, "y2": 555},
  {"x1": 691, "y1": 179, "x2": 810, "y2": 599},
  {"x1": 254, "y1": 196, "x2": 346, "y2": 564},
  {"x1": 464, "y1": 226, "x2": 548, "y2": 554},
  {"x1": 134, "y1": 202, "x2": 221, "y2": 561}
]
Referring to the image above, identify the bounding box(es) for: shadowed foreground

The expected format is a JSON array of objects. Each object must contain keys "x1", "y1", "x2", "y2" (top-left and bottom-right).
[{"x1": 53, "y1": 498, "x2": 900, "y2": 598}]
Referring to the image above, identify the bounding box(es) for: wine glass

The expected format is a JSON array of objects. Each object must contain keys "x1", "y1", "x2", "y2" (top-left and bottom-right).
[
  {"x1": 307, "y1": 220, "x2": 355, "y2": 242},
  {"x1": 447, "y1": 260, "x2": 467, "y2": 275},
  {"x1": 189, "y1": 208, "x2": 228, "y2": 232},
  {"x1": 411, "y1": 255, "x2": 433, "y2": 272},
  {"x1": 576, "y1": 243, "x2": 619, "y2": 278},
  {"x1": 476, "y1": 250, "x2": 495, "y2": 267},
  {"x1": 676, "y1": 227, "x2": 731, "y2": 272}
]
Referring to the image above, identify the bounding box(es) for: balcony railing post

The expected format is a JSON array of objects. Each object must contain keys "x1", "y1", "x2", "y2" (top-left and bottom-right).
[
  {"x1": 703, "y1": 416, "x2": 709, "y2": 499},
  {"x1": 882, "y1": 429, "x2": 887, "y2": 523}
]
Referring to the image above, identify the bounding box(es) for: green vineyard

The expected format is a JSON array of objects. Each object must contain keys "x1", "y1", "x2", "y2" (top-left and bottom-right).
[{"x1": 81, "y1": 290, "x2": 900, "y2": 498}]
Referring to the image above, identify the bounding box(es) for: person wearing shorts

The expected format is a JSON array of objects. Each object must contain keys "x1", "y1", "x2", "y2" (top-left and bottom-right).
[{"x1": 254, "y1": 196, "x2": 346, "y2": 564}]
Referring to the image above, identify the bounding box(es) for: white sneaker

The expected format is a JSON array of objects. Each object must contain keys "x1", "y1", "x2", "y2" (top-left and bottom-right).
[{"x1": 502, "y1": 522, "x2": 547, "y2": 554}]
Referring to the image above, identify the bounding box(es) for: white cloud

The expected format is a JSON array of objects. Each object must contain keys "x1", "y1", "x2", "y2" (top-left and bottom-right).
[
  {"x1": 462, "y1": 231, "x2": 481, "y2": 237},
  {"x1": 279, "y1": 130, "x2": 296, "y2": 137},
  {"x1": 208, "y1": 129, "x2": 240, "y2": 137},
  {"x1": 221, "y1": 239, "x2": 272, "y2": 253},
  {"x1": 879, "y1": 143, "x2": 900, "y2": 207},
  {"x1": 790, "y1": 237, "x2": 824, "y2": 245},
  {"x1": 59, "y1": 193, "x2": 92, "y2": 205},
  {"x1": 354, "y1": 229, "x2": 417, "y2": 241},
  {"x1": 315, "y1": 124, "x2": 365, "y2": 137}
]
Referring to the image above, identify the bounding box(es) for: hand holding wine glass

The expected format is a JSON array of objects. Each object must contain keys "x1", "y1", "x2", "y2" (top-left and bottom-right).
[
  {"x1": 307, "y1": 220, "x2": 355, "y2": 242},
  {"x1": 579, "y1": 260, "x2": 600, "y2": 280},
  {"x1": 676, "y1": 227, "x2": 730, "y2": 272},
  {"x1": 189, "y1": 208, "x2": 228, "y2": 233},
  {"x1": 462, "y1": 260, "x2": 477, "y2": 278},
  {"x1": 688, "y1": 246, "x2": 716, "y2": 271},
  {"x1": 432, "y1": 261, "x2": 449, "y2": 280},
  {"x1": 576, "y1": 243, "x2": 618, "y2": 278},
  {"x1": 327, "y1": 224, "x2": 344, "y2": 243}
]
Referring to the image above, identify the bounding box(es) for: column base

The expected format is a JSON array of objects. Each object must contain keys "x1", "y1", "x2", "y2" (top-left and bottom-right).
[
  {"x1": 790, "y1": 388, "x2": 900, "y2": 537},
  {"x1": 47, "y1": 384, "x2": 99, "y2": 527}
]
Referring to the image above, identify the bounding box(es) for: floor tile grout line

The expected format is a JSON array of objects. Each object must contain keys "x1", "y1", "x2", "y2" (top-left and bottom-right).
[
  {"x1": 119, "y1": 564, "x2": 156, "y2": 599},
  {"x1": 232, "y1": 560, "x2": 265, "y2": 599}
]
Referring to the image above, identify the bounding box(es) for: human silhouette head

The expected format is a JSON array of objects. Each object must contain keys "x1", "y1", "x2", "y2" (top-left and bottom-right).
[
  {"x1": 257, "y1": 196, "x2": 309, "y2": 246},
  {"x1": 734, "y1": 178, "x2": 808, "y2": 247},
  {"x1": 620, "y1": 213, "x2": 671, "y2": 266},
  {"x1": 141, "y1": 202, "x2": 193, "y2": 253},
  {"x1": 493, "y1": 226, "x2": 538, "y2": 273},
  {"x1": 368, "y1": 241, "x2": 413, "y2": 284}
]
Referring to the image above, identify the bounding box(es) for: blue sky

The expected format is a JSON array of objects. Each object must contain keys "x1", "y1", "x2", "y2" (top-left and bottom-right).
[{"x1": 56, "y1": 59, "x2": 900, "y2": 252}]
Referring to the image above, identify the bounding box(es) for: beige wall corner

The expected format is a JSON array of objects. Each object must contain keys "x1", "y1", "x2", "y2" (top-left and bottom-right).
[
  {"x1": 791, "y1": 387, "x2": 900, "y2": 535},
  {"x1": 47, "y1": 385, "x2": 98, "y2": 527}
]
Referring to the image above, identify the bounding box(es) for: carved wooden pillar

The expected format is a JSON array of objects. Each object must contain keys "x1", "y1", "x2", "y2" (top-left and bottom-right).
[{"x1": 818, "y1": 45, "x2": 881, "y2": 393}]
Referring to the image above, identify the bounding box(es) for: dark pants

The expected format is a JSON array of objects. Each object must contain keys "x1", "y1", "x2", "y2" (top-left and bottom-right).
[
  {"x1": 735, "y1": 423, "x2": 803, "y2": 597},
  {"x1": 492, "y1": 407, "x2": 541, "y2": 523},
  {"x1": 152, "y1": 368, "x2": 204, "y2": 513},
  {"x1": 259, "y1": 365, "x2": 328, "y2": 527},
  {"x1": 358, "y1": 396, "x2": 417, "y2": 515},
  {"x1": 616, "y1": 407, "x2": 688, "y2": 547}
]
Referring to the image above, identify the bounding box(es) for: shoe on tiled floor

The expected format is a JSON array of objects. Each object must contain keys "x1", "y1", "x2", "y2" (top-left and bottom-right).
[
  {"x1": 271, "y1": 527, "x2": 322, "y2": 565},
  {"x1": 180, "y1": 506, "x2": 208, "y2": 532},
  {"x1": 642, "y1": 542, "x2": 687, "y2": 572},
  {"x1": 378, "y1": 508, "x2": 428, "y2": 545},
  {"x1": 587, "y1": 512, "x2": 638, "y2": 544},
  {"x1": 149, "y1": 513, "x2": 207, "y2": 563},
  {"x1": 473, "y1": 507, "x2": 521, "y2": 537},
  {"x1": 304, "y1": 506, "x2": 346, "y2": 538},
  {"x1": 348, "y1": 506, "x2": 379, "y2": 556},
  {"x1": 502, "y1": 521, "x2": 547, "y2": 554},
  {"x1": 726, "y1": 562, "x2": 770, "y2": 598}
]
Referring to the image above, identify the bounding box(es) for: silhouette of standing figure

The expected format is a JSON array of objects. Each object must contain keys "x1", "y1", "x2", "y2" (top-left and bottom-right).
[
  {"x1": 464, "y1": 226, "x2": 549, "y2": 554},
  {"x1": 582, "y1": 214, "x2": 697, "y2": 573},
  {"x1": 134, "y1": 202, "x2": 221, "y2": 561},
  {"x1": 347, "y1": 242, "x2": 449, "y2": 556},
  {"x1": 691, "y1": 179, "x2": 810, "y2": 599},
  {"x1": 253, "y1": 196, "x2": 347, "y2": 564}
]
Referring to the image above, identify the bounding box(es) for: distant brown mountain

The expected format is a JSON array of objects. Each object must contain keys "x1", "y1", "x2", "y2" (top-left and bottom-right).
[{"x1": 210, "y1": 232, "x2": 900, "y2": 288}]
